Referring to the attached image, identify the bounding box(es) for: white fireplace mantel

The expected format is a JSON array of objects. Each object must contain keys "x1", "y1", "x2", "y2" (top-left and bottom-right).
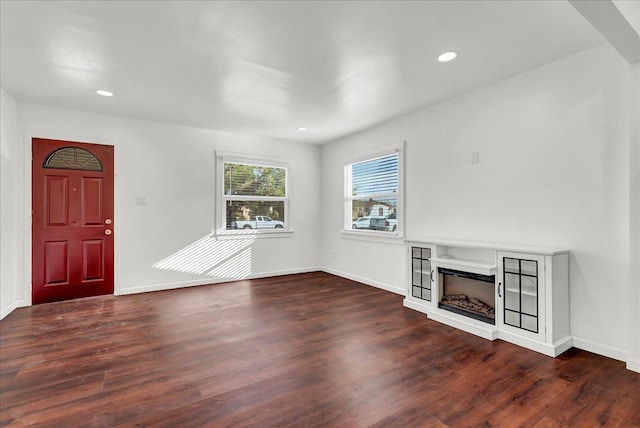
[
  {"x1": 407, "y1": 237, "x2": 569, "y2": 256},
  {"x1": 404, "y1": 238, "x2": 571, "y2": 357}
]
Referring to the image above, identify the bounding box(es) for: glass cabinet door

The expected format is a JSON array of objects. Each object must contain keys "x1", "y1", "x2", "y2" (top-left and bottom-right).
[
  {"x1": 411, "y1": 247, "x2": 432, "y2": 301},
  {"x1": 499, "y1": 252, "x2": 545, "y2": 341}
]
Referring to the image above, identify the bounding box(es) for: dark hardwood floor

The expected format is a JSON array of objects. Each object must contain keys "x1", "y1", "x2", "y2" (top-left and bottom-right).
[{"x1": 1, "y1": 272, "x2": 639, "y2": 427}]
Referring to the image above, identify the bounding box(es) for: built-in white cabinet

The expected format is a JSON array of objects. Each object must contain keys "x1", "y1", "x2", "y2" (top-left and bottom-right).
[
  {"x1": 404, "y1": 239, "x2": 571, "y2": 357},
  {"x1": 404, "y1": 244, "x2": 437, "y2": 313}
]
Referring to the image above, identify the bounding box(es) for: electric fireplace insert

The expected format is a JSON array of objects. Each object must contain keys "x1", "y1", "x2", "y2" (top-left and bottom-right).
[{"x1": 438, "y1": 267, "x2": 496, "y2": 325}]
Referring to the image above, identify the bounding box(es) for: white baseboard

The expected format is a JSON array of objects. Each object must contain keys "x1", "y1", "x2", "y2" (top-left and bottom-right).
[
  {"x1": 627, "y1": 357, "x2": 640, "y2": 373},
  {"x1": 116, "y1": 267, "x2": 321, "y2": 296},
  {"x1": 1, "y1": 299, "x2": 27, "y2": 320},
  {"x1": 116, "y1": 278, "x2": 225, "y2": 295},
  {"x1": 403, "y1": 298, "x2": 430, "y2": 314},
  {"x1": 496, "y1": 331, "x2": 573, "y2": 357},
  {"x1": 553, "y1": 335, "x2": 574, "y2": 357},
  {"x1": 254, "y1": 266, "x2": 322, "y2": 278},
  {"x1": 320, "y1": 267, "x2": 404, "y2": 295},
  {"x1": 572, "y1": 336, "x2": 629, "y2": 363}
]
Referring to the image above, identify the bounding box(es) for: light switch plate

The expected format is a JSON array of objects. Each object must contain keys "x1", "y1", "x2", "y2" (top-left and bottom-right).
[{"x1": 471, "y1": 151, "x2": 480, "y2": 164}]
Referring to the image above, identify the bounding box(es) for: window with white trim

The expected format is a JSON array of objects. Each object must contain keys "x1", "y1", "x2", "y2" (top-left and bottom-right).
[
  {"x1": 221, "y1": 158, "x2": 289, "y2": 231},
  {"x1": 345, "y1": 150, "x2": 401, "y2": 234}
]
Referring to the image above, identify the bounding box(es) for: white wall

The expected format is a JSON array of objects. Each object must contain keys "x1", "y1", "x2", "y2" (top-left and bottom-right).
[
  {"x1": 0, "y1": 88, "x2": 27, "y2": 318},
  {"x1": 628, "y1": 63, "x2": 640, "y2": 372},
  {"x1": 320, "y1": 123, "x2": 408, "y2": 294},
  {"x1": 321, "y1": 44, "x2": 632, "y2": 362},
  {"x1": 13, "y1": 103, "x2": 321, "y2": 300}
]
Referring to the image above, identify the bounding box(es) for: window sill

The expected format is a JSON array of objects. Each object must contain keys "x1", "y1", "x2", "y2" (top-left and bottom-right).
[
  {"x1": 213, "y1": 229, "x2": 294, "y2": 240},
  {"x1": 341, "y1": 230, "x2": 404, "y2": 244}
]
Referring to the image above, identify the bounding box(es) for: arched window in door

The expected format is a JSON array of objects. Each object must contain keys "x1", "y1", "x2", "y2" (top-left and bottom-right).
[{"x1": 43, "y1": 147, "x2": 103, "y2": 171}]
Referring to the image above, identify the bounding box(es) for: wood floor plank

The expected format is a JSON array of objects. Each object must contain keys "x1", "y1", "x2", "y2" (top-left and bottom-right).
[{"x1": 1, "y1": 272, "x2": 638, "y2": 427}]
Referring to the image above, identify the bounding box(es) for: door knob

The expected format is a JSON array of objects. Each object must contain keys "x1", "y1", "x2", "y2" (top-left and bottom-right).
[
  {"x1": 105, "y1": 219, "x2": 112, "y2": 225},
  {"x1": 105, "y1": 229, "x2": 112, "y2": 236}
]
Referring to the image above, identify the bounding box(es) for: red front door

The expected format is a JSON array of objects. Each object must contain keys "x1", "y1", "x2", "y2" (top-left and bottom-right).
[{"x1": 32, "y1": 138, "x2": 114, "y2": 304}]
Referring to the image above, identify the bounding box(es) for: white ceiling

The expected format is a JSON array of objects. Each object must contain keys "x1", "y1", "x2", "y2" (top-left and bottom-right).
[{"x1": 0, "y1": 1, "x2": 605, "y2": 144}]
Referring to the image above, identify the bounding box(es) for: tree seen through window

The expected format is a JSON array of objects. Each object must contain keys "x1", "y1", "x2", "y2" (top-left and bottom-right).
[{"x1": 223, "y1": 161, "x2": 288, "y2": 229}]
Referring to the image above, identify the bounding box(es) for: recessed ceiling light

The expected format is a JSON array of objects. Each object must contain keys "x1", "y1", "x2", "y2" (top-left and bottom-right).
[
  {"x1": 297, "y1": 127, "x2": 308, "y2": 131},
  {"x1": 437, "y1": 51, "x2": 458, "y2": 63},
  {"x1": 96, "y1": 90, "x2": 114, "y2": 97}
]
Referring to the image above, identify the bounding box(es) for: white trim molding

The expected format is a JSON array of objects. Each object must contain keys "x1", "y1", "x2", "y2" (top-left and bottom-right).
[
  {"x1": 343, "y1": 141, "x2": 405, "y2": 239},
  {"x1": 321, "y1": 267, "x2": 404, "y2": 295},
  {"x1": 572, "y1": 336, "x2": 630, "y2": 364},
  {"x1": 627, "y1": 358, "x2": 640, "y2": 373},
  {"x1": 0, "y1": 299, "x2": 28, "y2": 320},
  {"x1": 215, "y1": 150, "x2": 292, "y2": 236},
  {"x1": 116, "y1": 267, "x2": 320, "y2": 296}
]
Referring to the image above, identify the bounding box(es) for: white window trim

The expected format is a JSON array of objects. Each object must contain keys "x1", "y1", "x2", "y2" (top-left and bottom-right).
[
  {"x1": 343, "y1": 142, "x2": 405, "y2": 242},
  {"x1": 215, "y1": 151, "x2": 293, "y2": 238}
]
